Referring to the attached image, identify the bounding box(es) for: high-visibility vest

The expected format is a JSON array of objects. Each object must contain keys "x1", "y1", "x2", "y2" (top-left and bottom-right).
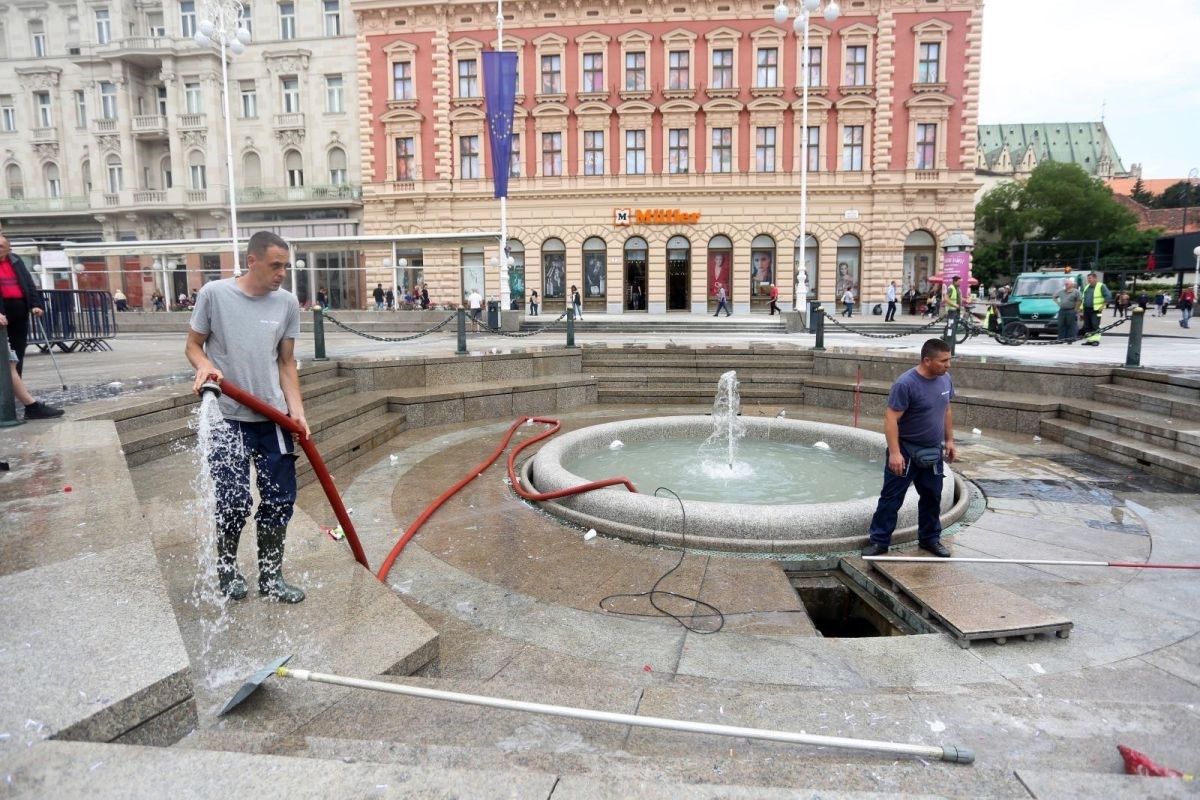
[
  {"x1": 1083, "y1": 283, "x2": 1108, "y2": 311},
  {"x1": 947, "y1": 285, "x2": 961, "y2": 307}
]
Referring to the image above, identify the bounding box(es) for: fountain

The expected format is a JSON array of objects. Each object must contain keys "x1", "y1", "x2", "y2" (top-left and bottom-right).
[{"x1": 524, "y1": 372, "x2": 967, "y2": 555}]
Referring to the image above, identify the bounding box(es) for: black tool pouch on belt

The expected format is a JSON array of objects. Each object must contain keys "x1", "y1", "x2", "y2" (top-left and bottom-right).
[{"x1": 907, "y1": 444, "x2": 944, "y2": 470}]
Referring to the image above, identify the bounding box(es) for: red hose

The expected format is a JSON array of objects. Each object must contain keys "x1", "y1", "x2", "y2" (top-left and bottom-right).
[
  {"x1": 212, "y1": 377, "x2": 371, "y2": 572},
  {"x1": 375, "y1": 415, "x2": 638, "y2": 583},
  {"x1": 853, "y1": 365, "x2": 862, "y2": 428}
]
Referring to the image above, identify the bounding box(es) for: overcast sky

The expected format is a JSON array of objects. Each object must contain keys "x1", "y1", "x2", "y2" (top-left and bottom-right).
[{"x1": 979, "y1": 0, "x2": 1199, "y2": 180}]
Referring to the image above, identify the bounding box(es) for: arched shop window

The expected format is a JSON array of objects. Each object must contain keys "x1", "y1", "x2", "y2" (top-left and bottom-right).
[
  {"x1": 903, "y1": 229, "x2": 936, "y2": 296},
  {"x1": 542, "y1": 238, "x2": 565, "y2": 299},
  {"x1": 506, "y1": 239, "x2": 525, "y2": 309},
  {"x1": 750, "y1": 233, "x2": 775, "y2": 304},
  {"x1": 582, "y1": 237, "x2": 606, "y2": 301},
  {"x1": 623, "y1": 237, "x2": 647, "y2": 311},
  {"x1": 836, "y1": 233, "x2": 862, "y2": 307},
  {"x1": 665, "y1": 235, "x2": 690, "y2": 311},
  {"x1": 707, "y1": 234, "x2": 732, "y2": 307},
  {"x1": 793, "y1": 233, "x2": 818, "y2": 303}
]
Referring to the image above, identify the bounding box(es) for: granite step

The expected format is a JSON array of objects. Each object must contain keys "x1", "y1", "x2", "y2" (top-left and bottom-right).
[
  {"x1": 1093, "y1": 382, "x2": 1200, "y2": 422},
  {"x1": 295, "y1": 408, "x2": 408, "y2": 486},
  {"x1": 1039, "y1": 417, "x2": 1200, "y2": 489},
  {"x1": 1059, "y1": 399, "x2": 1200, "y2": 457},
  {"x1": 599, "y1": 387, "x2": 805, "y2": 405}
]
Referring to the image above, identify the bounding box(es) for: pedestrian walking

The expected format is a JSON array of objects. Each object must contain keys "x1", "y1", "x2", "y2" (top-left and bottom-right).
[
  {"x1": 714, "y1": 283, "x2": 731, "y2": 317},
  {"x1": 885, "y1": 281, "x2": 898, "y2": 321},
  {"x1": 768, "y1": 283, "x2": 780, "y2": 315},
  {"x1": 841, "y1": 286, "x2": 855, "y2": 317},
  {"x1": 1179, "y1": 287, "x2": 1195, "y2": 328}
]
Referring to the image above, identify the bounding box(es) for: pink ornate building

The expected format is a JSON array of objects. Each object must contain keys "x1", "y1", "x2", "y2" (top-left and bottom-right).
[{"x1": 354, "y1": 0, "x2": 982, "y2": 314}]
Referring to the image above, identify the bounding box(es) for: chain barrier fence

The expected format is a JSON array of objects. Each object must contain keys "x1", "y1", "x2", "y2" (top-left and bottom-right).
[
  {"x1": 960, "y1": 315, "x2": 1131, "y2": 347},
  {"x1": 819, "y1": 307, "x2": 1130, "y2": 347},
  {"x1": 819, "y1": 310, "x2": 951, "y2": 339},
  {"x1": 321, "y1": 311, "x2": 458, "y2": 343},
  {"x1": 469, "y1": 312, "x2": 569, "y2": 338}
]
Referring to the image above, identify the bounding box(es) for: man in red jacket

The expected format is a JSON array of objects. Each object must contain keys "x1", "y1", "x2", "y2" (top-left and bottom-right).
[{"x1": 0, "y1": 235, "x2": 46, "y2": 377}]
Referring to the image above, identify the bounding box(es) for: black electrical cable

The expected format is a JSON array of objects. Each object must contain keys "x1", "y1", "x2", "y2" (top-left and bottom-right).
[{"x1": 598, "y1": 487, "x2": 726, "y2": 634}]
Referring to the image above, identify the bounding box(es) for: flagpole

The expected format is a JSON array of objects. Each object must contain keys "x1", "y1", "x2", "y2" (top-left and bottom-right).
[{"x1": 496, "y1": 0, "x2": 510, "y2": 312}]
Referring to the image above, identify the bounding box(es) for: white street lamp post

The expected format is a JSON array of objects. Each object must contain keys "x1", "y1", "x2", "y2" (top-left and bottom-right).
[
  {"x1": 193, "y1": 0, "x2": 252, "y2": 277},
  {"x1": 1192, "y1": 245, "x2": 1199, "y2": 308},
  {"x1": 495, "y1": 0, "x2": 510, "y2": 311},
  {"x1": 774, "y1": 0, "x2": 839, "y2": 311}
]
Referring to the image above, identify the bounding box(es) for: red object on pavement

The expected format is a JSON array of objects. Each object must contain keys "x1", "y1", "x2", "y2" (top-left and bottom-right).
[{"x1": 1117, "y1": 744, "x2": 1188, "y2": 778}]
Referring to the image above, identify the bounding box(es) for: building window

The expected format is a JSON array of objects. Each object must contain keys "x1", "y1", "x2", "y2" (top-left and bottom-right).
[
  {"x1": 540, "y1": 54, "x2": 562, "y2": 94},
  {"x1": 668, "y1": 50, "x2": 689, "y2": 90},
  {"x1": 582, "y1": 52, "x2": 604, "y2": 93},
  {"x1": 804, "y1": 46, "x2": 822, "y2": 87},
  {"x1": 845, "y1": 45, "x2": 867, "y2": 86},
  {"x1": 188, "y1": 151, "x2": 207, "y2": 190},
  {"x1": 509, "y1": 133, "x2": 521, "y2": 178},
  {"x1": 459, "y1": 135, "x2": 480, "y2": 179},
  {"x1": 325, "y1": 75, "x2": 343, "y2": 113},
  {"x1": 582, "y1": 237, "x2": 606, "y2": 299},
  {"x1": 755, "y1": 127, "x2": 776, "y2": 172},
  {"x1": 160, "y1": 156, "x2": 171, "y2": 189},
  {"x1": 44, "y1": 163, "x2": 61, "y2": 198},
  {"x1": 281, "y1": 77, "x2": 300, "y2": 113},
  {"x1": 918, "y1": 42, "x2": 940, "y2": 84},
  {"x1": 805, "y1": 126, "x2": 820, "y2": 171},
  {"x1": 74, "y1": 90, "x2": 87, "y2": 127},
  {"x1": 279, "y1": 2, "x2": 295, "y2": 40},
  {"x1": 457, "y1": 58, "x2": 479, "y2": 98},
  {"x1": 392, "y1": 61, "x2": 413, "y2": 100},
  {"x1": 238, "y1": 4, "x2": 251, "y2": 35},
  {"x1": 395, "y1": 137, "x2": 414, "y2": 180},
  {"x1": 711, "y1": 127, "x2": 732, "y2": 173},
  {"x1": 624, "y1": 51, "x2": 646, "y2": 91},
  {"x1": 34, "y1": 92, "x2": 52, "y2": 127},
  {"x1": 156, "y1": 85, "x2": 168, "y2": 115},
  {"x1": 916, "y1": 122, "x2": 937, "y2": 170},
  {"x1": 105, "y1": 155, "x2": 122, "y2": 193},
  {"x1": 323, "y1": 0, "x2": 340, "y2": 36},
  {"x1": 180, "y1": 2, "x2": 196, "y2": 38},
  {"x1": 95, "y1": 8, "x2": 111, "y2": 44},
  {"x1": 584, "y1": 130, "x2": 604, "y2": 176},
  {"x1": 541, "y1": 131, "x2": 562, "y2": 176},
  {"x1": 328, "y1": 146, "x2": 347, "y2": 185},
  {"x1": 668, "y1": 128, "x2": 688, "y2": 174},
  {"x1": 711, "y1": 49, "x2": 733, "y2": 89},
  {"x1": 625, "y1": 129, "x2": 645, "y2": 174},
  {"x1": 0, "y1": 23, "x2": 7, "y2": 60},
  {"x1": 842, "y1": 125, "x2": 864, "y2": 171},
  {"x1": 100, "y1": 82, "x2": 118, "y2": 120},
  {"x1": 30, "y1": 20, "x2": 47, "y2": 57},
  {"x1": 0, "y1": 96, "x2": 13, "y2": 131},
  {"x1": 241, "y1": 152, "x2": 260, "y2": 186},
  {"x1": 285, "y1": 150, "x2": 303, "y2": 187},
  {"x1": 5, "y1": 163, "x2": 23, "y2": 199},
  {"x1": 756, "y1": 47, "x2": 779, "y2": 88},
  {"x1": 184, "y1": 82, "x2": 202, "y2": 114},
  {"x1": 240, "y1": 82, "x2": 257, "y2": 117}
]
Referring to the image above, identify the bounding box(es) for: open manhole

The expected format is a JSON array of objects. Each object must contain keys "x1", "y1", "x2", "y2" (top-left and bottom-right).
[{"x1": 788, "y1": 567, "x2": 917, "y2": 638}]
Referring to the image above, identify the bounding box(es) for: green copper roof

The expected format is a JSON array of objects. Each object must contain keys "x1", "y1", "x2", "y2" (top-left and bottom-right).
[{"x1": 977, "y1": 122, "x2": 1127, "y2": 177}]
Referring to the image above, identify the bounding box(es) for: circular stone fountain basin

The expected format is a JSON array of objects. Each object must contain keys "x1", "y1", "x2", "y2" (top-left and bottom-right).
[{"x1": 524, "y1": 416, "x2": 965, "y2": 555}]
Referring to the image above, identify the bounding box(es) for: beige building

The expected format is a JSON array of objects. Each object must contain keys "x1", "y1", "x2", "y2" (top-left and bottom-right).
[
  {"x1": 354, "y1": 0, "x2": 983, "y2": 314},
  {"x1": 0, "y1": 0, "x2": 362, "y2": 308}
]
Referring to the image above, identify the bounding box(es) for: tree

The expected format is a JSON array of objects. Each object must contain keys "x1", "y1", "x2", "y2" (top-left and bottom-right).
[
  {"x1": 1151, "y1": 180, "x2": 1200, "y2": 209},
  {"x1": 973, "y1": 162, "x2": 1147, "y2": 283},
  {"x1": 1129, "y1": 177, "x2": 1153, "y2": 206}
]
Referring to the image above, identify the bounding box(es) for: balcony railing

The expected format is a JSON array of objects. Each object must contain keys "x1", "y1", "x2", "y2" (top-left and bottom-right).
[
  {"x1": 132, "y1": 115, "x2": 169, "y2": 135},
  {"x1": 272, "y1": 112, "x2": 305, "y2": 129},
  {"x1": 102, "y1": 193, "x2": 120, "y2": 206},
  {"x1": 32, "y1": 126, "x2": 58, "y2": 143},
  {"x1": 0, "y1": 196, "x2": 89, "y2": 213},
  {"x1": 178, "y1": 113, "x2": 206, "y2": 129},
  {"x1": 132, "y1": 189, "x2": 167, "y2": 203},
  {"x1": 108, "y1": 35, "x2": 177, "y2": 52},
  {"x1": 236, "y1": 184, "x2": 362, "y2": 203},
  {"x1": 94, "y1": 119, "x2": 117, "y2": 133}
]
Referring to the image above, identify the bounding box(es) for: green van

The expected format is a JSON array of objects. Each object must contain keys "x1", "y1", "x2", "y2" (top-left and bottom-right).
[{"x1": 1007, "y1": 271, "x2": 1086, "y2": 338}]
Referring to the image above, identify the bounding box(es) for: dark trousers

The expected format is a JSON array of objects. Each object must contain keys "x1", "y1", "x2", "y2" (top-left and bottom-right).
[
  {"x1": 1082, "y1": 308, "x2": 1102, "y2": 337},
  {"x1": 4, "y1": 298, "x2": 30, "y2": 376},
  {"x1": 767, "y1": 299, "x2": 779, "y2": 315},
  {"x1": 868, "y1": 454, "x2": 944, "y2": 547},
  {"x1": 715, "y1": 299, "x2": 730, "y2": 316},
  {"x1": 885, "y1": 300, "x2": 896, "y2": 321},
  {"x1": 211, "y1": 420, "x2": 298, "y2": 533}
]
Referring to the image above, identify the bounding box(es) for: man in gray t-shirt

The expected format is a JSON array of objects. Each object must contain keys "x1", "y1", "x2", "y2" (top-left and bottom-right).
[
  {"x1": 1052, "y1": 279, "x2": 1080, "y2": 341},
  {"x1": 186, "y1": 231, "x2": 308, "y2": 604}
]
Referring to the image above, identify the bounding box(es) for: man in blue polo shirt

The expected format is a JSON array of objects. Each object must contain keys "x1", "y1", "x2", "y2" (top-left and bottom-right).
[{"x1": 861, "y1": 338, "x2": 957, "y2": 557}]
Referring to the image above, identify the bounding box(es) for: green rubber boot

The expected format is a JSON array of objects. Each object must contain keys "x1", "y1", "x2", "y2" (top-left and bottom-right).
[
  {"x1": 216, "y1": 523, "x2": 248, "y2": 601},
  {"x1": 257, "y1": 525, "x2": 305, "y2": 603}
]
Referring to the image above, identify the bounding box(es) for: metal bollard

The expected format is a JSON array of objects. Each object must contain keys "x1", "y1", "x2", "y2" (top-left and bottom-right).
[
  {"x1": 456, "y1": 308, "x2": 467, "y2": 354},
  {"x1": 312, "y1": 307, "x2": 327, "y2": 361},
  {"x1": 942, "y1": 311, "x2": 958, "y2": 356},
  {"x1": 813, "y1": 306, "x2": 825, "y2": 351},
  {"x1": 0, "y1": 334, "x2": 22, "y2": 427},
  {"x1": 566, "y1": 308, "x2": 576, "y2": 348},
  {"x1": 808, "y1": 299, "x2": 821, "y2": 334},
  {"x1": 1125, "y1": 307, "x2": 1144, "y2": 368}
]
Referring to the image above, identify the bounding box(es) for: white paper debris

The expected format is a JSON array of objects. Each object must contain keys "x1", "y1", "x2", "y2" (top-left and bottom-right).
[
  {"x1": 584, "y1": 529, "x2": 598, "y2": 541},
  {"x1": 813, "y1": 441, "x2": 831, "y2": 450},
  {"x1": 609, "y1": 440, "x2": 624, "y2": 449},
  {"x1": 1028, "y1": 663, "x2": 1046, "y2": 674},
  {"x1": 926, "y1": 719, "x2": 946, "y2": 733}
]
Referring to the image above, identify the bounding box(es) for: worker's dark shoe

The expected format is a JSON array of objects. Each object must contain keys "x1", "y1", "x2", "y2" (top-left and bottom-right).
[
  {"x1": 23, "y1": 401, "x2": 64, "y2": 419},
  {"x1": 919, "y1": 540, "x2": 952, "y2": 558},
  {"x1": 861, "y1": 543, "x2": 889, "y2": 557},
  {"x1": 257, "y1": 525, "x2": 305, "y2": 603},
  {"x1": 216, "y1": 523, "x2": 247, "y2": 600}
]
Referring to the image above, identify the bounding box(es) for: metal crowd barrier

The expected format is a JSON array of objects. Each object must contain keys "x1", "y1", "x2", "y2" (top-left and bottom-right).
[{"x1": 29, "y1": 290, "x2": 119, "y2": 353}]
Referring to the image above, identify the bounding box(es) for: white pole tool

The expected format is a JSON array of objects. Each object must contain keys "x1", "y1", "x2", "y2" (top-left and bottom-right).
[
  {"x1": 270, "y1": 665, "x2": 974, "y2": 764},
  {"x1": 865, "y1": 556, "x2": 1200, "y2": 570}
]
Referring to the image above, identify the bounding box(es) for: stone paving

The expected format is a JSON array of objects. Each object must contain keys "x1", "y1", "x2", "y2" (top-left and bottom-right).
[{"x1": 2, "y1": 322, "x2": 1199, "y2": 796}]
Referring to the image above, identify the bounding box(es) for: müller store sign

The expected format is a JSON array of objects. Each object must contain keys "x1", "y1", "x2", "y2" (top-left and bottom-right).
[{"x1": 613, "y1": 208, "x2": 702, "y2": 226}]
